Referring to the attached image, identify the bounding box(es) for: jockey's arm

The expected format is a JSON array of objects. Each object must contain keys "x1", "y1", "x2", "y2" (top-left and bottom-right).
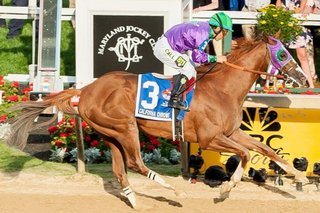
[
  {"x1": 191, "y1": 49, "x2": 217, "y2": 64},
  {"x1": 191, "y1": 49, "x2": 227, "y2": 64}
]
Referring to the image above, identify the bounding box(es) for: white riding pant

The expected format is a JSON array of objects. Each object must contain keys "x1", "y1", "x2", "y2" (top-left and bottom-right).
[{"x1": 153, "y1": 36, "x2": 196, "y2": 80}]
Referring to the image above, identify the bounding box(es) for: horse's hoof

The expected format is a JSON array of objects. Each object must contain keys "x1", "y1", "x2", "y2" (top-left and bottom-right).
[
  {"x1": 295, "y1": 173, "x2": 310, "y2": 185},
  {"x1": 164, "y1": 184, "x2": 175, "y2": 191},
  {"x1": 220, "y1": 181, "x2": 233, "y2": 195}
]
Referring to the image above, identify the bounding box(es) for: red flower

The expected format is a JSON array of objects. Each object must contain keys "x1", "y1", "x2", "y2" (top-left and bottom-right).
[
  {"x1": 140, "y1": 141, "x2": 145, "y2": 149},
  {"x1": 0, "y1": 75, "x2": 3, "y2": 81},
  {"x1": 11, "y1": 81, "x2": 19, "y2": 88},
  {"x1": 21, "y1": 96, "x2": 28, "y2": 101},
  {"x1": 60, "y1": 132, "x2": 69, "y2": 137},
  {"x1": 22, "y1": 87, "x2": 32, "y2": 94},
  {"x1": 58, "y1": 118, "x2": 65, "y2": 125},
  {"x1": 0, "y1": 81, "x2": 4, "y2": 86},
  {"x1": 90, "y1": 140, "x2": 99, "y2": 147},
  {"x1": 48, "y1": 125, "x2": 59, "y2": 134},
  {"x1": 6, "y1": 95, "x2": 19, "y2": 102},
  {"x1": 65, "y1": 127, "x2": 74, "y2": 133},
  {"x1": 69, "y1": 118, "x2": 76, "y2": 126},
  {"x1": 151, "y1": 138, "x2": 160, "y2": 147},
  {"x1": 84, "y1": 136, "x2": 91, "y2": 142},
  {"x1": 55, "y1": 140, "x2": 63, "y2": 147},
  {"x1": 147, "y1": 144, "x2": 155, "y2": 152},
  {"x1": 82, "y1": 121, "x2": 88, "y2": 128},
  {"x1": 0, "y1": 114, "x2": 7, "y2": 123}
]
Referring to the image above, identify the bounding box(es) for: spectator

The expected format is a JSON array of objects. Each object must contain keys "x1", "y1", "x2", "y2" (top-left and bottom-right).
[
  {"x1": 228, "y1": 0, "x2": 245, "y2": 11},
  {"x1": 69, "y1": 0, "x2": 75, "y2": 28},
  {"x1": 303, "y1": 0, "x2": 319, "y2": 82},
  {"x1": 276, "y1": 0, "x2": 315, "y2": 88},
  {"x1": 193, "y1": 0, "x2": 225, "y2": 12},
  {"x1": 303, "y1": 0, "x2": 320, "y2": 14},
  {"x1": 6, "y1": 0, "x2": 29, "y2": 39},
  {"x1": 241, "y1": 0, "x2": 271, "y2": 40}
]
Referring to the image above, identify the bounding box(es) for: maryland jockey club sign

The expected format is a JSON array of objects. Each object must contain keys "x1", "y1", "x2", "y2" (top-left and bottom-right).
[{"x1": 93, "y1": 15, "x2": 164, "y2": 78}]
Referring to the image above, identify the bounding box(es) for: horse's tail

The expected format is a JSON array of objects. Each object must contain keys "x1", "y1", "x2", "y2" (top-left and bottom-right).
[{"x1": 6, "y1": 89, "x2": 81, "y2": 150}]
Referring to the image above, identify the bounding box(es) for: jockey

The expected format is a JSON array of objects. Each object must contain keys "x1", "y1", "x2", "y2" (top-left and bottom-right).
[{"x1": 153, "y1": 12, "x2": 233, "y2": 111}]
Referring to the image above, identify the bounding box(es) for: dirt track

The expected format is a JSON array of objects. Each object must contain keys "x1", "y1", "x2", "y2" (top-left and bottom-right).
[{"x1": 0, "y1": 171, "x2": 320, "y2": 213}]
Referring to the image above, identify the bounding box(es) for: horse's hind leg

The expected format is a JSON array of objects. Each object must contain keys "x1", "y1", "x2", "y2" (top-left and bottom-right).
[
  {"x1": 104, "y1": 139, "x2": 137, "y2": 208},
  {"x1": 229, "y1": 129, "x2": 309, "y2": 184}
]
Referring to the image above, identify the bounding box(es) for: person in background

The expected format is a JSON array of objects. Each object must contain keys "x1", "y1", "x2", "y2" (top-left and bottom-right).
[
  {"x1": 241, "y1": 0, "x2": 271, "y2": 40},
  {"x1": 6, "y1": 0, "x2": 29, "y2": 39},
  {"x1": 276, "y1": 0, "x2": 315, "y2": 88},
  {"x1": 303, "y1": 0, "x2": 320, "y2": 13},
  {"x1": 153, "y1": 12, "x2": 233, "y2": 110},
  {"x1": 193, "y1": 0, "x2": 225, "y2": 12},
  {"x1": 0, "y1": 0, "x2": 6, "y2": 27},
  {"x1": 302, "y1": 0, "x2": 320, "y2": 82},
  {"x1": 69, "y1": 0, "x2": 75, "y2": 28}
]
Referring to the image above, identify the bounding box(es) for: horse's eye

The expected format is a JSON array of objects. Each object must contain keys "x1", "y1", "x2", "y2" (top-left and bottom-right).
[{"x1": 276, "y1": 50, "x2": 288, "y2": 61}]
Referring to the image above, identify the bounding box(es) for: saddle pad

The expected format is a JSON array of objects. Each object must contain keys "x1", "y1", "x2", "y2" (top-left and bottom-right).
[{"x1": 135, "y1": 73, "x2": 194, "y2": 121}]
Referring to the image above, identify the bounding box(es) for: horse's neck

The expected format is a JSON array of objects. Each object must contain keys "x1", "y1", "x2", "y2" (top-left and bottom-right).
[{"x1": 218, "y1": 42, "x2": 268, "y2": 102}]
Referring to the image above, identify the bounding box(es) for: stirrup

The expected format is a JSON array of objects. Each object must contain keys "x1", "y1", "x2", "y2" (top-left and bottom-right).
[{"x1": 168, "y1": 98, "x2": 190, "y2": 111}]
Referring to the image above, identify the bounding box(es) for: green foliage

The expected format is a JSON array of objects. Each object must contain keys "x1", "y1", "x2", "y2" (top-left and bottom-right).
[
  {"x1": 0, "y1": 20, "x2": 75, "y2": 76},
  {"x1": 0, "y1": 77, "x2": 31, "y2": 122},
  {"x1": 257, "y1": 4, "x2": 303, "y2": 43}
]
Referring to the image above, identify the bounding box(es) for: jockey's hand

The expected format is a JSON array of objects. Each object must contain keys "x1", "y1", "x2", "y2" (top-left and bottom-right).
[{"x1": 216, "y1": 55, "x2": 227, "y2": 63}]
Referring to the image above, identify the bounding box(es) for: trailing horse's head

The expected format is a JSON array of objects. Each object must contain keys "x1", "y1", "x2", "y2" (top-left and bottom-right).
[{"x1": 264, "y1": 35, "x2": 307, "y2": 87}]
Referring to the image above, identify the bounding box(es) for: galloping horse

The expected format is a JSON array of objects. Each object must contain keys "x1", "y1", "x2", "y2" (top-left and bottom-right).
[{"x1": 7, "y1": 35, "x2": 308, "y2": 208}]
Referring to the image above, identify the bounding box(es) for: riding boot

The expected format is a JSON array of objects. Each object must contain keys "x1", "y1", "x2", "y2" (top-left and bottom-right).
[{"x1": 168, "y1": 74, "x2": 189, "y2": 111}]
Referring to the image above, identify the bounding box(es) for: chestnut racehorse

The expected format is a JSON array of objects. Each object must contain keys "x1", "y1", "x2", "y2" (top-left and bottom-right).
[{"x1": 7, "y1": 36, "x2": 308, "y2": 208}]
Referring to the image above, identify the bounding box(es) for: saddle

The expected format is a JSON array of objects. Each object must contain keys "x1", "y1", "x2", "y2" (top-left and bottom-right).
[{"x1": 135, "y1": 73, "x2": 195, "y2": 141}]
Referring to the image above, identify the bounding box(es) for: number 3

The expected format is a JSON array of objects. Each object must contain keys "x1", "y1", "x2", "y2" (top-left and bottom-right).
[{"x1": 141, "y1": 81, "x2": 159, "y2": 109}]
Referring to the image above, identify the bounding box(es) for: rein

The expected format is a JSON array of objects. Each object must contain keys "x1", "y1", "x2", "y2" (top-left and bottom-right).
[
  {"x1": 177, "y1": 63, "x2": 217, "y2": 95},
  {"x1": 224, "y1": 61, "x2": 284, "y2": 79}
]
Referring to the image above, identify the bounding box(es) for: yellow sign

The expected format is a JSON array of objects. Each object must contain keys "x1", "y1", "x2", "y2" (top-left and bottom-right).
[{"x1": 190, "y1": 108, "x2": 320, "y2": 176}]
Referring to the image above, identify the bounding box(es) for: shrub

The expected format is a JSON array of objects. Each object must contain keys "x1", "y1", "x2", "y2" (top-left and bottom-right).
[
  {"x1": 257, "y1": 4, "x2": 303, "y2": 43},
  {"x1": 0, "y1": 75, "x2": 31, "y2": 123}
]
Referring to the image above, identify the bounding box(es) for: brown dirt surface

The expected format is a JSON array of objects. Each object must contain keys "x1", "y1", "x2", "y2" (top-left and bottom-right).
[{"x1": 0, "y1": 171, "x2": 320, "y2": 213}]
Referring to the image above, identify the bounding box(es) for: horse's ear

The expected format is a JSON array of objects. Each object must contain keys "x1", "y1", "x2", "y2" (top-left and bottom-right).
[
  {"x1": 262, "y1": 32, "x2": 277, "y2": 45},
  {"x1": 273, "y1": 30, "x2": 281, "y2": 39}
]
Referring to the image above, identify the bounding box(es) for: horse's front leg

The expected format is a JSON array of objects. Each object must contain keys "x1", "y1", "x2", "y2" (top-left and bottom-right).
[
  {"x1": 201, "y1": 134, "x2": 251, "y2": 195},
  {"x1": 229, "y1": 128, "x2": 309, "y2": 184},
  {"x1": 105, "y1": 140, "x2": 138, "y2": 208}
]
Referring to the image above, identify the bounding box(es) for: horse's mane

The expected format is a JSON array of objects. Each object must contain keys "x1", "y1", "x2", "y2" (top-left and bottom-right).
[
  {"x1": 228, "y1": 38, "x2": 262, "y2": 62},
  {"x1": 196, "y1": 38, "x2": 263, "y2": 73}
]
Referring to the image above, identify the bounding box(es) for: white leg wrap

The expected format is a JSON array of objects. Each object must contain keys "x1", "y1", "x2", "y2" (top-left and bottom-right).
[
  {"x1": 231, "y1": 160, "x2": 244, "y2": 183},
  {"x1": 147, "y1": 170, "x2": 173, "y2": 189},
  {"x1": 123, "y1": 186, "x2": 136, "y2": 208}
]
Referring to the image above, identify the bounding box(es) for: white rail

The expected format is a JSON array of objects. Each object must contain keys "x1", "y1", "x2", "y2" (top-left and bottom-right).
[
  {"x1": 192, "y1": 11, "x2": 320, "y2": 26},
  {"x1": 0, "y1": 6, "x2": 74, "y2": 21}
]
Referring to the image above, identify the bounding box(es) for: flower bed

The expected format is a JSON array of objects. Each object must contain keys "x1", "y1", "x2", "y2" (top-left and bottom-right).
[
  {"x1": 48, "y1": 115, "x2": 181, "y2": 165},
  {"x1": 0, "y1": 75, "x2": 31, "y2": 124}
]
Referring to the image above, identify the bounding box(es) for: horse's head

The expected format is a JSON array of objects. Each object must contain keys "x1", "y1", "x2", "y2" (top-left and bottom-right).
[{"x1": 264, "y1": 35, "x2": 307, "y2": 87}]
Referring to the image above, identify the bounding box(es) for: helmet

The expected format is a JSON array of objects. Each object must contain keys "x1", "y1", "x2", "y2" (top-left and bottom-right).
[{"x1": 208, "y1": 12, "x2": 233, "y2": 32}]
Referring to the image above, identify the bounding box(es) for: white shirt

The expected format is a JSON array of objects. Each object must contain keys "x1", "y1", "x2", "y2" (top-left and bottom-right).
[{"x1": 244, "y1": 0, "x2": 271, "y2": 11}]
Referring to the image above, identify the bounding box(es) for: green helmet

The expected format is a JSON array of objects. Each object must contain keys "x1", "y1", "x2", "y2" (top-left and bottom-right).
[{"x1": 208, "y1": 12, "x2": 233, "y2": 32}]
